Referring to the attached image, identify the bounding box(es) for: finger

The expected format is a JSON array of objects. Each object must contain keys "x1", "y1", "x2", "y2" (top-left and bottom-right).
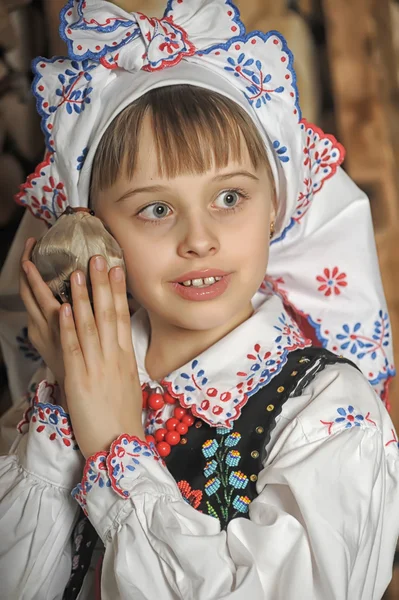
[
  {"x1": 59, "y1": 303, "x2": 87, "y2": 381},
  {"x1": 21, "y1": 240, "x2": 62, "y2": 321},
  {"x1": 19, "y1": 263, "x2": 47, "y2": 327},
  {"x1": 70, "y1": 270, "x2": 101, "y2": 369},
  {"x1": 109, "y1": 266, "x2": 135, "y2": 353},
  {"x1": 90, "y1": 256, "x2": 119, "y2": 356}
]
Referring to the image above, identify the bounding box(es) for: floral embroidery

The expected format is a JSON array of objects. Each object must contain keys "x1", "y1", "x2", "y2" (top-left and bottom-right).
[
  {"x1": 177, "y1": 481, "x2": 203, "y2": 509},
  {"x1": 142, "y1": 16, "x2": 196, "y2": 72},
  {"x1": 272, "y1": 119, "x2": 345, "y2": 244},
  {"x1": 201, "y1": 429, "x2": 252, "y2": 521},
  {"x1": 15, "y1": 152, "x2": 64, "y2": 226},
  {"x1": 72, "y1": 451, "x2": 109, "y2": 516},
  {"x1": 224, "y1": 54, "x2": 284, "y2": 108},
  {"x1": 273, "y1": 140, "x2": 289, "y2": 163},
  {"x1": 274, "y1": 312, "x2": 307, "y2": 350},
  {"x1": 260, "y1": 275, "x2": 395, "y2": 405},
  {"x1": 77, "y1": 147, "x2": 89, "y2": 170},
  {"x1": 163, "y1": 304, "x2": 310, "y2": 429},
  {"x1": 28, "y1": 381, "x2": 78, "y2": 449},
  {"x1": 321, "y1": 405, "x2": 377, "y2": 435},
  {"x1": 107, "y1": 434, "x2": 162, "y2": 498},
  {"x1": 336, "y1": 311, "x2": 390, "y2": 361},
  {"x1": 316, "y1": 267, "x2": 348, "y2": 297},
  {"x1": 52, "y1": 60, "x2": 95, "y2": 115}
]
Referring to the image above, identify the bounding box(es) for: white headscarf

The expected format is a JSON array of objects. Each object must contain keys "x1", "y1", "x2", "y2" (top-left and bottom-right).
[{"x1": 0, "y1": 0, "x2": 394, "y2": 408}]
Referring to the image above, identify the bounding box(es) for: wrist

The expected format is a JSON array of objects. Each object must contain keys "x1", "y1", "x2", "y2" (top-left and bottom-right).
[{"x1": 81, "y1": 426, "x2": 146, "y2": 459}]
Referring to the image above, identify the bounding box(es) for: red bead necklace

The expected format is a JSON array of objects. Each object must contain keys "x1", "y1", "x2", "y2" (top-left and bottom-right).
[{"x1": 143, "y1": 388, "x2": 195, "y2": 457}]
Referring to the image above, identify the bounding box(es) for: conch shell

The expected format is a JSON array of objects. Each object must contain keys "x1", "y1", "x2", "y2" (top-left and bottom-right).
[{"x1": 31, "y1": 207, "x2": 126, "y2": 306}]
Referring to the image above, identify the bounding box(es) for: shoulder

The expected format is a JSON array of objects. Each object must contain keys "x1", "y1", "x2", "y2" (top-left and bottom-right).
[{"x1": 268, "y1": 361, "x2": 398, "y2": 460}]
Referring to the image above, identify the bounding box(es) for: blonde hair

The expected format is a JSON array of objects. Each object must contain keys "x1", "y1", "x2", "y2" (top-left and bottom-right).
[{"x1": 90, "y1": 84, "x2": 273, "y2": 200}]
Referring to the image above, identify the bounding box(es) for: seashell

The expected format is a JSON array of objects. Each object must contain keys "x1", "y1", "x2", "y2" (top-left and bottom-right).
[{"x1": 31, "y1": 206, "x2": 126, "y2": 306}]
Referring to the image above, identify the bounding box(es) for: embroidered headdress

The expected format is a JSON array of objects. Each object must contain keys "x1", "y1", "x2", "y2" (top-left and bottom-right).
[{"x1": 0, "y1": 0, "x2": 395, "y2": 406}]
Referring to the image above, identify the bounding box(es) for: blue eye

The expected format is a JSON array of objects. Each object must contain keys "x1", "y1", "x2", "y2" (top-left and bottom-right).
[
  {"x1": 138, "y1": 203, "x2": 171, "y2": 221},
  {"x1": 215, "y1": 191, "x2": 240, "y2": 208}
]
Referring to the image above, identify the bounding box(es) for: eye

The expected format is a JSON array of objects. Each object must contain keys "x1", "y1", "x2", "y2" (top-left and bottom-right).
[
  {"x1": 137, "y1": 203, "x2": 171, "y2": 222},
  {"x1": 214, "y1": 189, "x2": 250, "y2": 212},
  {"x1": 215, "y1": 190, "x2": 240, "y2": 209}
]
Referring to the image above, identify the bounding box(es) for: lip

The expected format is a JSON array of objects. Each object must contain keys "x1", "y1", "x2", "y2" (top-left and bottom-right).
[
  {"x1": 171, "y1": 274, "x2": 232, "y2": 302},
  {"x1": 172, "y1": 269, "x2": 230, "y2": 283}
]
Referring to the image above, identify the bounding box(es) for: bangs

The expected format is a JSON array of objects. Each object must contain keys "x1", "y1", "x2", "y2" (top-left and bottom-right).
[{"x1": 90, "y1": 84, "x2": 271, "y2": 198}]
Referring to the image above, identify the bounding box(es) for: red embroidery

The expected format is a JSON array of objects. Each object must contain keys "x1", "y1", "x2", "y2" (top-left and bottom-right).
[{"x1": 316, "y1": 267, "x2": 348, "y2": 297}]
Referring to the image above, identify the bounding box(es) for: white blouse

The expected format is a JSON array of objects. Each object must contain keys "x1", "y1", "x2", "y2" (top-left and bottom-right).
[{"x1": 1, "y1": 295, "x2": 399, "y2": 599}]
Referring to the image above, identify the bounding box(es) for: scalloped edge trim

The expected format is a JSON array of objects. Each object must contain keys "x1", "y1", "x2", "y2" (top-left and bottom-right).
[
  {"x1": 161, "y1": 337, "x2": 311, "y2": 429},
  {"x1": 60, "y1": 0, "x2": 140, "y2": 63},
  {"x1": 272, "y1": 118, "x2": 345, "y2": 244},
  {"x1": 106, "y1": 434, "x2": 161, "y2": 499},
  {"x1": 14, "y1": 151, "x2": 55, "y2": 228}
]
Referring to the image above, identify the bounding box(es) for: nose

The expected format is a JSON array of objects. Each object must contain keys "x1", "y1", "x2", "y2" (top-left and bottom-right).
[{"x1": 176, "y1": 214, "x2": 219, "y2": 259}]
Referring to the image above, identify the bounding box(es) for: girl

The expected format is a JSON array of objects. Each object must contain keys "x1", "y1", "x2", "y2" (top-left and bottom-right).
[{"x1": 1, "y1": 0, "x2": 399, "y2": 598}]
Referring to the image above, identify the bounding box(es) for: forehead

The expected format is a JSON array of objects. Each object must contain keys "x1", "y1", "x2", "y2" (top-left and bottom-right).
[{"x1": 127, "y1": 111, "x2": 259, "y2": 183}]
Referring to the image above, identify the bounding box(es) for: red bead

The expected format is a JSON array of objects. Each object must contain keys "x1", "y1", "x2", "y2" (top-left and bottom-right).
[
  {"x1": 148, "y1": 392, "x2": 165, "y2": 411},
  {"x1": 174, "y1": 406, "x2": 187, "y2": 420},
  {"x1": 154, "y1": 428, "x2": 167, "y2": 442},
  {"x1": 142, "y1": 390, "x2": 149, "y2": 409},
  {"x1": 163, "y1": 391, "x2": 176, "y2": 405},
  {"x1": 176, "y1": 422, "x2": 188, "y2": 435},
  {"x1": 166, "y1": 417, "x2": 179, "y2": 431},
  {"x1": 182, "y1": 414, "x2": 195, "y2": 426},
  {"x1": 145, "y1": 435, "x2": 155, "y2": 445},
  {"x1": 165, "y1": 431, "x2": 181, "y2": 446},
  {"x1": 156, "y1": 442, "x2": 171, "y2": 457}
]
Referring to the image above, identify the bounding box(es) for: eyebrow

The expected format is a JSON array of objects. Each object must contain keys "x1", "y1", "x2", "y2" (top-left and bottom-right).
[{"x1": 115, "y1": 170, "x2": 260, "y2": 203}]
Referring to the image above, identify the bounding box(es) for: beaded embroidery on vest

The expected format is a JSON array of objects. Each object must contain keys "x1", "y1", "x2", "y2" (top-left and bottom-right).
[{"x1": 63, "y1": 347, "x2": 358, "y2": 598}]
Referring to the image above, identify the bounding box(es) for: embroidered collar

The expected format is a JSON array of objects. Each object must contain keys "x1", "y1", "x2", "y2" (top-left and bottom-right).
[{"x1": 132, "y1": 293, "x2": 311, "y2": 428}]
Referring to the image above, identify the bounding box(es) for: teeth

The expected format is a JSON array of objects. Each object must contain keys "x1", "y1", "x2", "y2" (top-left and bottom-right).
[{"x1": 181, "y1": 276, "x2": 222, "y2": 287}]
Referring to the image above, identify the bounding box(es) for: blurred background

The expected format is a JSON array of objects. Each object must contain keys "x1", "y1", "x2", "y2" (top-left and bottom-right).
[{"x1": 0, "y1": 0, "x2": 398, "y2": 596}]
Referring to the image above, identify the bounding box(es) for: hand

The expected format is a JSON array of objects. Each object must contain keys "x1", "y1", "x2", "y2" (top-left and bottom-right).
[
  {"x1": 20, "y1": 238, "x2": 67, "y2": 408},
  {"x1": 59, "y1": 255, "x2": 144, "y2": 459}
]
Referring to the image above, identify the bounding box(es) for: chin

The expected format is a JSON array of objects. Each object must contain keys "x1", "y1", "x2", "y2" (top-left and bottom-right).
[{"x1": 162, "y1": 298, "x2": 252, "y2": 332}]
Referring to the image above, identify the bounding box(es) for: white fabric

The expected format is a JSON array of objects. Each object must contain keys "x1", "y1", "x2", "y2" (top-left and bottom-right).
[
  {"x1": 0, "y1": 0, "x2": 395, "y2": 412},
  {"x1": 0, "y1": 294, "x2": 399, "y2": 599}
]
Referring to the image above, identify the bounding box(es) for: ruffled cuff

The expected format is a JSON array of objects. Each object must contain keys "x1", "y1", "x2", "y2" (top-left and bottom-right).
[
  {"x1": 16, "y1": 380, "x2": 84, "y2": 488},
  {"x1": 72, "y1": 434, "x2": 181, "y2": 538}
]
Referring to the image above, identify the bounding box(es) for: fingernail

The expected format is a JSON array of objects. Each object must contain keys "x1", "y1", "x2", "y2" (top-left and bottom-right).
[
  {"x1": 75, "y1": 271, "x2": 85, "y2": 286},
  {"x1": 112, "y1": 267, "x2": 123, "y2": 282},
  {"x1": 24, "y1": 239, "x2": 30, "y2": 250},
  {"x1": 64, "y1": 304, "x2": 71, "y2": 317},
  {"x1": 22, "y1": 262, "x2": 29, "y2": 275},
  {"x1": 94, "y1": 256, "x2": 105, "y2": 271}
]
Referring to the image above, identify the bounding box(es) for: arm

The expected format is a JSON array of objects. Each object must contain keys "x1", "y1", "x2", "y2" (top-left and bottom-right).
[
  {"x1": 75, "y1": 366, "x2": 399, "y2": 600},
  {"x1": 0, "y1": 380, "x2": 85, "y2": 600}
]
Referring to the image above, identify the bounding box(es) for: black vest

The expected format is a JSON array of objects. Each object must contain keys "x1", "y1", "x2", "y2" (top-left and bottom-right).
[{"x1": 63, "y1": 347, "x2": 358, "y2": 598}]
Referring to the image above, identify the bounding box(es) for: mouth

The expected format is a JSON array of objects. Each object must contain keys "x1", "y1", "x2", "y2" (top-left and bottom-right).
[
  {"x1": 177, "y1": 275, "x2": 224, "y2": 288},
  {"x1": 171, "y1": 274, "x2": 232, "y2": 301}
]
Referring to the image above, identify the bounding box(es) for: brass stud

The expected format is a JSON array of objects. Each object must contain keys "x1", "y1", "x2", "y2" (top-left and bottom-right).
[
  {"x1": 277, "y1": 386, "x2": 285, "y2": 393},
  {"x1": 195, "y1": 421, "x2": 202, "y2": 428},
  {"x1": 255, "y1": 426, "x2": 264, "y2": 434},
  {"x1": 251, "y1": 450, "x2": 259, "y2": 459},
  {"x1": 266, "y1": 404, "x2": 274, "y2": 412},
  {"x1": 339, "y1": 355, "x2": 344, "y2": 359},
  {"x1": 180, "y1": 437, "x2": 187, "y2": 444},
  {"x1": 299, "y1": 357, "x2": 309, "y2": 364},
  {"x1": 291, "y1": 370, "x2": 298, "y2": 376},
  {"x1": 250, "y1": 474, "x2": 258, "y2": 482}
]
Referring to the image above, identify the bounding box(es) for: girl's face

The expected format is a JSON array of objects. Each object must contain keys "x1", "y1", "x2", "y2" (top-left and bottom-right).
[{"x1": 94, "y1": 114, "x2": 275, "y2": 334}]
